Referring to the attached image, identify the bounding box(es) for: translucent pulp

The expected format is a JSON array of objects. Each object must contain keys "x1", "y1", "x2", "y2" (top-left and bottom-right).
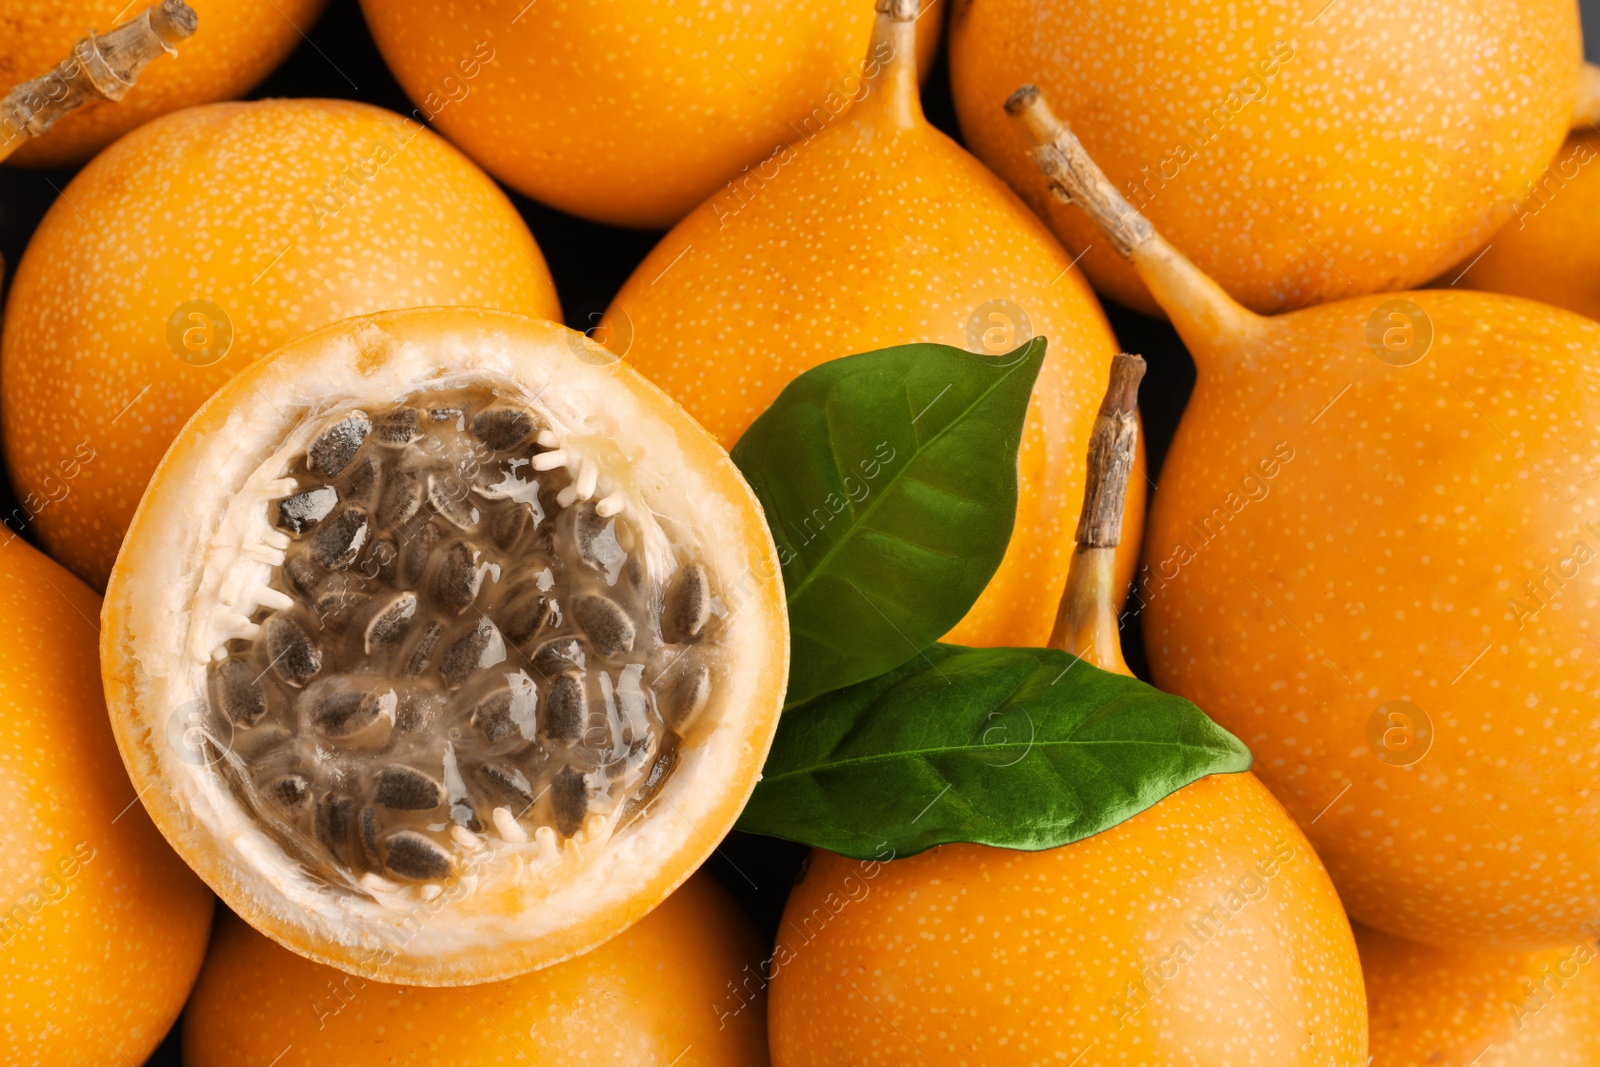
[{"x1": 205, "y1": 388, "x2": 715, "y2": 890}]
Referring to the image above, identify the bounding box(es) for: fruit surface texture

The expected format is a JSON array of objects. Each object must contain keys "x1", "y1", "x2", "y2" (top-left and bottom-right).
[
  {"x1": 101, "y1": 307, "x2": 788, "y2": 984},
  {"x1": 607, "y1": 0, "x2": 1140, "y2": 650},
  {"x1": 184, "y1": 873, "x2": 770, "y2": 1066},
  {"x1": 0, "y1": 535, "x2": 212, "y2": 1066},
  {"x1": 1361, "y1": 923, "x2": 1600, "y2": 1065},
  {"x1": 1141, "y1": 289, "x2": 1600, "y2": 950},
  {"x1": 1008, "y1": 89, "x2": 1600, "y2": 949},
  {"x1": 769, "y1": 774, "x2": 1366, "y2": 1065},
  {"x1": 0, "y1": 0, "x2": 328, "y2": 166},
  {"x1": 951, "y1": 0, "x2": 1583, "y2": 315},
  {"x1": 360, "y1": 0, "x2": 941, "y2": 229},
  {"x1": 1, "y1": 97, "x2": 559, "y2": 589}
]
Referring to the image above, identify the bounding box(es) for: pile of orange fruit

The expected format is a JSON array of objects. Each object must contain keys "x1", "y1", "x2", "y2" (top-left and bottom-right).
[{"x1": 1, "y1": 0, "x2": 1598, "y2": 1064}]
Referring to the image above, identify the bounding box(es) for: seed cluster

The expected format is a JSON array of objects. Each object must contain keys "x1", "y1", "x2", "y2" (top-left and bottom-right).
[{"x1": 207, "y1": 389, "x2": 714, "y2": 888}]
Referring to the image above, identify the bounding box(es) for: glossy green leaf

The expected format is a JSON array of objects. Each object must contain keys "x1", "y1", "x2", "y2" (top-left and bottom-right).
[
  {"x1": 730, "y1": 339, "x2": 1045, "y2": 708},
  {"x1": 735, "y1": 644, "x2": 1253, "y2": 859}
]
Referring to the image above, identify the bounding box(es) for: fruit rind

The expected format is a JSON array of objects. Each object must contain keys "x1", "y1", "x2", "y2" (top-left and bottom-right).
[{"x1": 101, "y1": 307, "x2": 788, "y2": 985}]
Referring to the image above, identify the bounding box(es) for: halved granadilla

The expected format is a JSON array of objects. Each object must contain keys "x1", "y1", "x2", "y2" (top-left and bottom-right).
[{"x1": 100, "y1": 307, "x2": 787, "y2": 985}]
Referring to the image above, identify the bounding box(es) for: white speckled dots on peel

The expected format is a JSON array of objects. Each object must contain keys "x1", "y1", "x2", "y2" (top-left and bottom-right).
[
  {"x1": 182, "y1": 872, "x2": 769, "y2": 1067},
  {"x1": 1360, "y1": 923, "x2": 1600, "y2": 1065},
  {"x1": 607, "y1": 6, "x2": 1139, "y2": 652},
  {"x1": 359, "y1": 0, "x2": 941, "y2": 228},
  {"x1": 0, "y1": 97, "x2": 560, "y2": 591},
  {"x1": 770, "y1": 774, "x2": 1367, "y2": 1065},
  {"x1": 0, "y1": 538, "x2": 212, "y2": 1067},
  {"x1": 951, "y1": 0, "x2": 1582, "y2": 315},
  {"x1": 1006, "y1": 93, "x2": 1600, "y2": 952},
  {"x1": 1143, "y1": 291, "x2": 1600, "y2": 950}
]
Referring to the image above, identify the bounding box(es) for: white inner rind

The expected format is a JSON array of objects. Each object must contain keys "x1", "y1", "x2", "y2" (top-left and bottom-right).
[{"x1": 108, "y1": 314, "x2": 782, "y2": 979}]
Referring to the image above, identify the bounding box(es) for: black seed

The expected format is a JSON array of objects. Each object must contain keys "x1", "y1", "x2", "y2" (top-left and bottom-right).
[
  {"x1": 429, "y1": 407, "x2": 462, "y2": 424},
  {"x1": 669, "y1": 562, "x2": 711, "y2": 640},
  {"x1": 434, "y1": 541, "x2": 482, "y2": 613},
  {"x1": 343, "y1": 455, "x2": 379, "y2": 508},
  {"x1": 471, "y1": 408, "x2": 536, "y2": 450},
  {"x1": 550, "y1": 767, "x2": 590, "y2": 838},
  {"x1": 544, "y1": 671, "x2": 587, "y2": 741},
  {"x1": 428, "y1": 473, "x2": 478, "y2": 529},
  {"x1": 285, "y1": 556, "x2": 320, "y2": 599},
  {"x1": 672, "y1": 665, "x2": 712, "y2": 729},
  {"x1": 395, "y1": 692, "x2": 429, "y2": 733},
  {"x1": 573, "y1": 594, "x2": 635, "y2": 656},
  {"x1": 384, "y1": 831, "x2": 453, "y2": 880},
  {"x1": 467, "y1": 684, "x2": 537, "y2": 742},
  {"x1": 310, "y1": 687, "x2": 385, "y2": 738},
  {"x1": 476, "y1": 762, "x2": 534, "y2": 807},
  {"x1": 406, "y1": 622, "x2": 443, "y2": 677},
  {"x1": 398, "y1": 522, "x2": 441, "y2": 587},
  {"x1": 265, "y1": 615, "x2": 322, "y2": 687},
  {"x1": 374, "y1": 408, "x2": 420, "y2": 445},
  {"x1": 216, "y1": 658, "x2": 266, "y2": 726},
  {"x1": 365, "y1": 592, "x2": 418, "y2": 653},
  {"x1": 377, "y1": 468, "x2": 421, "y2": 528},
  {"x1": 373, "y1": 764, "x2": 446, "y2": 810},
  {"x1": 275, "y1": 486, "x2": 338, "y2": 534},
  {"x1": 439, "y1": 619, "x2": 504, "y2": 686},
  {"x1": 308, "y1": 508, "x2": 369, "y2": 570},
  {"x1": 315, "y1": 793, "x2": 356, "y2": 861},
  {"x1": 499, "y1": 588, "x2": 548, "y2": 643},
  {"x1": 308, "y1": 413, "x2": 370, "y2": 477},
  {"x1": 267, "y1": 774, "x2": 311, "y2": 811},
  {"x1": 360, "y1": 807, "x2": 382, "y2": 866},
  {"x1": 531, "y1": 636, "x2": 586, "y2": 676}
]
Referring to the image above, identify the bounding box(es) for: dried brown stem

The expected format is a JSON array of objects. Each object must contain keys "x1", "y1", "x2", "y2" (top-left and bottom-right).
[
  {"x1": 1005, "y1": 83, "x2": 1267, "y2": 360},
  {"x1": 1047, "y1": 354, "x2": 1145, "y2": 675},
  {"x1": 0, "y1": 0, "x2": 198, "y2": 164},
  {"x1": 1074, "y1": 353, "x2": 1144, "y2": 550}
]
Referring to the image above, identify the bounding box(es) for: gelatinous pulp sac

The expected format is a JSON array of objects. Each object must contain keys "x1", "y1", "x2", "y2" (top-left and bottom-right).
[{"x1": 204, "y1": 387, "x2": 716, "y2": 891}]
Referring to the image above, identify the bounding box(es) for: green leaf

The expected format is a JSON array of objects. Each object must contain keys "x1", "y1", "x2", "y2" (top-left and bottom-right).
[
  {"x1": 730, "y1": 339, "x2": 1046, "y2": 708},
  {"x1": 735, "y1": 644, "x2": 1253, "y2": 859}
]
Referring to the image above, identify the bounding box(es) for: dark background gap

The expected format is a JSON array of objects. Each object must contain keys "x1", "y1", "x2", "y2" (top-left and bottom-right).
[{"x1": 0, "y1": 2, "x2": 1596, "y2": 1060}]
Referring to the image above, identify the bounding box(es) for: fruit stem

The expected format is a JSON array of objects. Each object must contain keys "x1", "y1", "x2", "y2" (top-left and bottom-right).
[
  {"x1": 1576, "y1": 63, "x2": 1600, "y2": 129},
  {"x1": 1004, "y1": 85, "x2": 1268, "y2": 366},
  {"x1": 1047, "y1": 352, "x2": 1145, "y2": 678},
  {"x1": 0, "y1": 0, "x2": 198, "y2": 165},
  {"x1": 865, "y1": 0, "x2": 924, "y2": 130}
]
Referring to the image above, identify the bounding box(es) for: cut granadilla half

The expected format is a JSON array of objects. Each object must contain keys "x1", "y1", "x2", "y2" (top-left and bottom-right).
[{"x1": 101, "y1": 307, "x2": 787, "y2": 985}]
